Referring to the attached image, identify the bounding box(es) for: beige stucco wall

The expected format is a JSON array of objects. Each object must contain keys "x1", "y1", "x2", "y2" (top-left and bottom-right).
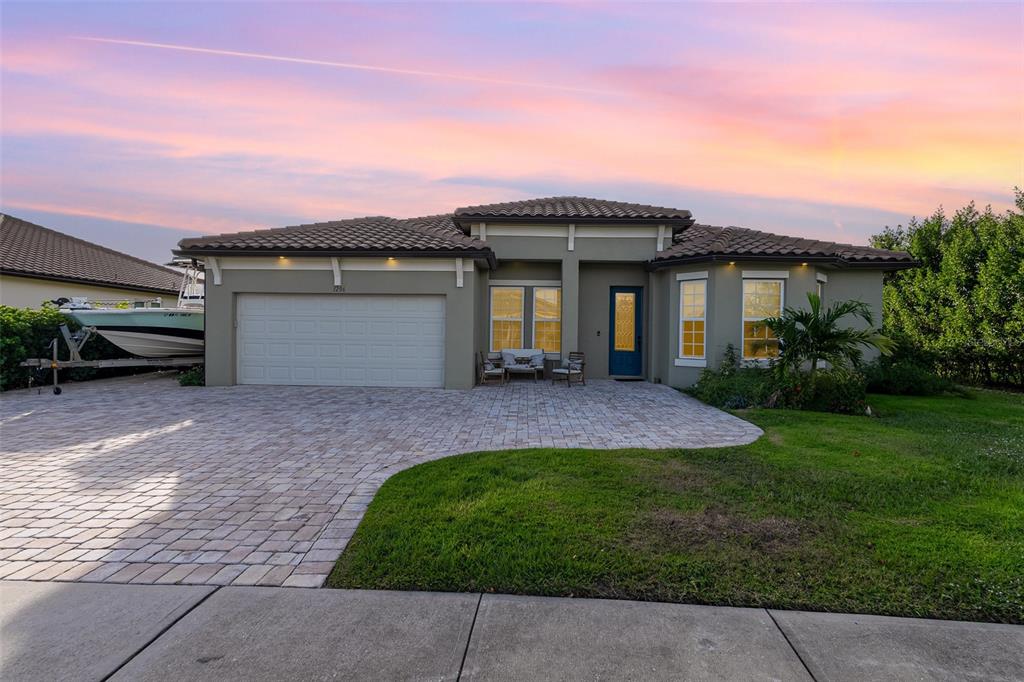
[
  {"x1": 471, "y1": 223, "x2": 667, "y2": 372},
  {"x1": 578, "y1": 263, "x2": 649, "y2": 378},
  {"x1": 203, "y1": 264, "x2": 478, "y2": 389},
  {"x1": 0, "y1": 274, "x2": 175, "y2": 309},
  {"x1": 196, "y1": 222, "x2": 888, "y2": 392},
  {"x1": 658, "y1": 263, "x2": 886, "y2": 388}
]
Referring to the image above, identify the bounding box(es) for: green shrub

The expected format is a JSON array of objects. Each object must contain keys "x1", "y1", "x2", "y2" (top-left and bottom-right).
[
  {"x1": 177, "y1": 365, "x2": 205, "y2": 386},
  {"x1": 688, "y1": 366, "x2": 772, "y2": 409},
  {"x1": 0, "y1": 305, "x2": 129, "y2": 391},
  {"x1": 689, "y1": 346, "x2": 868, "y2": 414},
  {"x1": 687, "y1": 344, "x2": 771, "y2": 409},
  {"x1": 863, "y1": 339, "x2": 960, "y2": 396},
  {"x1": 803, "y1": 368, "x2": 868, "y2": 414}
]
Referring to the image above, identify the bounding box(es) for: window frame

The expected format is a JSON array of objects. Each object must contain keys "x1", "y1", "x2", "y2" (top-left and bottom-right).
[
  {"x1": 741, "y1": 278, "x2": 785, "y2": 361},
  {"x1": 678, "y1": 278, "x2": 707, "y2": 361},
  {"x1": 531, "y1": 286, "x2": 562, "y2": 354},
  {"x1": 489, "y1": 286, "x2": 525, "y2": 352}
]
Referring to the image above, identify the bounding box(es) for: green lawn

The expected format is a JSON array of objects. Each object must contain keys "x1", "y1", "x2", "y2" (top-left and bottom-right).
[{"x1": 328, "y1": 390, "x2": 1024, "y2": 623}]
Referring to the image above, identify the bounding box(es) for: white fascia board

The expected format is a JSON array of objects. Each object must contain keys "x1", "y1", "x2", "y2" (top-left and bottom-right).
[
  {"x1": 575, "y1": 225, "x2": 658, "y2": 238},
  {"x1": 216, "y1": 256, "x2": 470, "y2": 272},
  {"x1": 488, "y1": 279, "x2": 561, "y2": 287},
  {"x1": 742, "y1": 270, "x2": 789, "y2": 279}
]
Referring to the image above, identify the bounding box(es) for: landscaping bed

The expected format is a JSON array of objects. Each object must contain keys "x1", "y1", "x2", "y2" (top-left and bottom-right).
[{"x1": 328, "y1": 390, "x2": 1024, "y2": 624}]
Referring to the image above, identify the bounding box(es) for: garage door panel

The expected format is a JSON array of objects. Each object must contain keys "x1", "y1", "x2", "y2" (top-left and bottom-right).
[
  {"x1": 319, "y1": 343, "x2": 341, "y2": 358},
  {"x1": 237, "y1": 294, "x2": 445, "y2": 387}
]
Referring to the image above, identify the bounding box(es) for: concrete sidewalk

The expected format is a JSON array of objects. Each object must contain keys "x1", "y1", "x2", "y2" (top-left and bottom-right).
[{"x1": 1, "y1": 581, "x2": 1021, "y2": 681}]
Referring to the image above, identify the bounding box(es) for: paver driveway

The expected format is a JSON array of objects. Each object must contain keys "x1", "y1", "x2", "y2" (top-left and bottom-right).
[{"x1": 0, "y1": 374, "x2": 761, "y2": 588}]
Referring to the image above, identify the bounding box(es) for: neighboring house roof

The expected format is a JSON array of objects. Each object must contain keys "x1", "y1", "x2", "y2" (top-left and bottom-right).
[
  {"x1": 452, "y1": 196, "x2": 694, "y2": 229},
  {"x1": 652, "y1": 224, "x2": 915, "y2": 269},
  {"x1": 0, "y1": 213, "x2": 182, "y2": 294},
  {"x1": 176, "y1": 215, "x2": 494, "y2": 264}
]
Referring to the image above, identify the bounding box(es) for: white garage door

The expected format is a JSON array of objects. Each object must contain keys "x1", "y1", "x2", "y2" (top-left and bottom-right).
[{"x1": 236, "y1": 294, "x2": 445, "y2": 387}]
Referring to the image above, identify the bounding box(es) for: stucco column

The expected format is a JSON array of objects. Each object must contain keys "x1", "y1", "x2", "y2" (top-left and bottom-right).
[{"x1": 561, "y1": 253, "x2": 580, "y2": 355}]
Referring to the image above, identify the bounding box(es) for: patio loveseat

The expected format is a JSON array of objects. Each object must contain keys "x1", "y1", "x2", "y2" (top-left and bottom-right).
[{"x1": 500, "y1": 348, "x2": 545, "y2": 381}]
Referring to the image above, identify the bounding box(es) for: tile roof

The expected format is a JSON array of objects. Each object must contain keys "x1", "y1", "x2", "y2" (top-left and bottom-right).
[
  {"x1": 654, "y1": 224, "x2": 915, "y2": 267},
  {"x1": 172, "y1": 198, "x2": 912, "y2": 270},
  {"x1": 176, "y1": 215, "x2": 490, "y2": 257},
  {"x1": 453, "y1": 196, "x2": 693, "y2": 224},
  {"x1": 0, "y1": 213, "x2": 182, "y2": 294}
]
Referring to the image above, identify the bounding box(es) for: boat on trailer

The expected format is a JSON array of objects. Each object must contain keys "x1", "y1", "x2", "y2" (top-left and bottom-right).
[{"x1": 61, "y1": 261, "x2": 205, "y2": 358}]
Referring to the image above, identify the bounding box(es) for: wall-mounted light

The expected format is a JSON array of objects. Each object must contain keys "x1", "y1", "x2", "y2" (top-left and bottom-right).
[
  {"x1": 728, "y1": 261, "x2": 736, "y2": 266},
  {"x1": 801, "y1": 262, "x2": 808, "y2": 266}
]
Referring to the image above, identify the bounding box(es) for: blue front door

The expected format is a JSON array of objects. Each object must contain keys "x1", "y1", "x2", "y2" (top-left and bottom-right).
[{"x1": 609, "y1": 286, "x2": 643, "y2": 376}]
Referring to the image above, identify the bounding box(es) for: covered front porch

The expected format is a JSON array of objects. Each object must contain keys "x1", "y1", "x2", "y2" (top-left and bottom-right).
[{"x1": 484, "y1": 259, "x2": 654, "y2": 382}]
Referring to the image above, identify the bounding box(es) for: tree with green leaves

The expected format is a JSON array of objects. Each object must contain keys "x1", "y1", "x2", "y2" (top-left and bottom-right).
[
  {"x1": 761, "y1": 292, "x2": 894, "y2": 376},
  {"x1": 871, "y1": 189, "x2": 1024, "y2": 386}
]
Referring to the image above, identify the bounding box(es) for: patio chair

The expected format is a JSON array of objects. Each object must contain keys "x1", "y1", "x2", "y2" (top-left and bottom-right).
[
  {"x1": 479, "y1": 351, "x2": 506, "y2": 386},
  {"x1": 501, "y1": 348, "x2": 545, "y2": 381},
  {"x1": 552, "y1": 351, "x2": 586, "y2": 386}
]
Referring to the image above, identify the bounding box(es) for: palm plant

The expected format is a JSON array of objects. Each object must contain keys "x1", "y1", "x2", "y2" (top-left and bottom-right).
[{"x1": 759, "y1": 293, "x2": 895, "y2": 375}]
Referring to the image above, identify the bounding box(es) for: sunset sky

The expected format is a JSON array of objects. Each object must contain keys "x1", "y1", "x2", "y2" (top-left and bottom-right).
[{"x1": 2, "y1": 2, "x2": 1021, "y2": 264}]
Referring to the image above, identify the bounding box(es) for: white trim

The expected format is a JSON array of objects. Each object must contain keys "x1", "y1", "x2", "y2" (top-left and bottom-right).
[
  {"x1": 488, "y1": 279, "x2": 561, "y2": 287},
  {"x1": 220, "y1": 257, "x2": 333, "y2": 270},
  {"x1": 469, "y1": 224, "x2": 660, "y2": 239},
  {"x1": 330, "y1": 257, "x2": 342, "y2": 287},
  {"x1": 479, "y1": 222, "x2": 487, "y2": 241},
  {"x1": 532, "y1": 286, "x2": 562, "y2": 354},
  {"x1": 678, "y1": 278, "x2": 707, "y2": 361},
  {"x1": 743, "y1": 270, "x2": 789, "y2": 279},
  {"x1": 455, "y1": 258, "x2": 464, "y2": 288},
  {"x1": 657, "y1": 224, "x2": 666, "y2": 252},
  {"x1": 568, "y1": 223, "x2": 575, "y2": 251},
  {"x1": 207, "y1": 257, "x2": 222, "y2": 286},
  {"x1": 816, "y1": 272, "x2": 828, "y2": 283},
  {"x1": 741, "y1": 278, "x2": 785, "y2": 361},
  {"x1": 575, "y1": 226, "x2": 658, "y2": 238},
  {"x1": 215, "y1": 256, "x2": 470, "y2": 272},
  {"x1": 675, "y1": 271, "x2": 709, "y2": 281},
  {"x1": 478, "y1": 225, "x2": 568, "y2": 238},
  {"x1": 489, "y1": 286, "x2": 524, "y2": 352},
  {"x1": 674, "y1": 358, "x2": 707, "y2": 368}
]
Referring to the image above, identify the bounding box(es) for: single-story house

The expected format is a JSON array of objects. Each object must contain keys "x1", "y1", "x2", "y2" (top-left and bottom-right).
[
  {"x1": 0, "y1": 213, "x2": 182, "y2": 309},
  {"x1": 175, "y1": 197, "x2": 914, "y2": 389}
]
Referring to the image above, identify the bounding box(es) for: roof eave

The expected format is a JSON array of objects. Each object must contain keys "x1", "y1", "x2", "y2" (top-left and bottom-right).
[
  {"x1": 0, "y1": 268, "x2": 180, "y2": 296},
  {"x1": 173, "y1": 247, "x2": 498, "y2": 269},
  {"x1": 451, "y1": 215, "x2": 694, "y2": 232},
  {"x1": 645, "y1": 253, "x2": 919, "y2": 271}
]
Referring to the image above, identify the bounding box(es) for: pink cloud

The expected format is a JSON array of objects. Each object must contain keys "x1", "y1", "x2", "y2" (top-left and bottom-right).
[{"x1": 2, "y1": 2, "x2": 1020, "y2": 241}]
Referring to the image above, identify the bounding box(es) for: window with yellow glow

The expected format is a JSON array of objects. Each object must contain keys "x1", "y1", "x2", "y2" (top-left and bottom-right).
[
  {"x1": 742, "y1": 280, "x2": 783, "y2": 359},
  {"x1": 679, "y1": 280, "x2": 706, "y2": 358},
  {"x1": 490, "y1": 287, "x2": 523, "y2": 351},
  {"x1": 532, "y1": 287, "x2": 561, "y2": 353}
]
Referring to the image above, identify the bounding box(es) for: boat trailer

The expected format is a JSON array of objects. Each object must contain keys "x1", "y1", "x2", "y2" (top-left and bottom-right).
[{"x1": 20, "y1": 324, "x2": 202, "y2": 394}]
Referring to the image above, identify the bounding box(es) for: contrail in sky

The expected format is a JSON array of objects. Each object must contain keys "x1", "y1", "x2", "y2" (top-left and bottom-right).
[{"x1": 73, "y1": 36, "x2": 622, "y2": 96}]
